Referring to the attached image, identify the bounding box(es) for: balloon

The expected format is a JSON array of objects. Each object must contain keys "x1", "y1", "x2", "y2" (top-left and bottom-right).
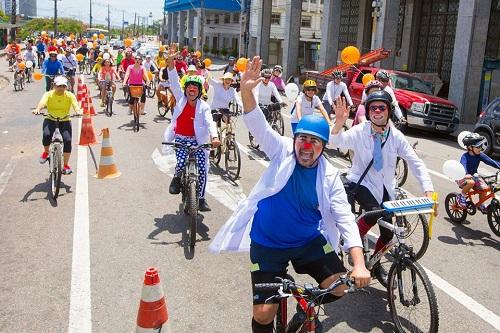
[
  {"x1": 195, "y1": 50, "x2": 202, "y2": 58},
  {"x1": 87, "y1": 42, "x2": 93, "y2": 49},
  {"x1": 203, "y1": 58, "x2": 212, "y2": 68},
  {"x1": 70, "y1": 34, "x2": 75, "y2": 40},
  {"x1": 93, "y1": 41, "x2": 98, "y2": 48},
  {"x1": 124, "y1": 38, "x2": 132, "y2": 47},
  {"x1": 82, "y1": 38, "x2": 88, "y2": 44},
  {"x1": 159, "y1": 45, "x2": 165, "y2": 52},
  {"x1": 236, "y1": 57, "x2": 248, "y2": 72},
  {"x1": 76, "y1": 54, "x2": 84, "y2": 62},
  {"x1": 33, "y1": 72, "x2": 43, "y2": 81},
  {"x1": 92, "y1": 34, "x2": 98, "y2": 41},
  {"x1": 41, "y1": 31, "x2": 47, "y2": 37},
  {"x1": 18, "y1": 62, "x2": 26, "y2": 70},
  {"x1": 25, "y1": 60, "x2": 33, "y2": 68},
  {"x1": 52, "y1": 39, "x2": 57, "y2": 45},
  {"x1": 457, "y1": 131, "x2": 472, "y2": 149},
  {"x1": 442, "y1": 160, "x2": 466, "y2": 180},
  {"x1": 362, "y1": 73, "x2": 376, "y2": 86},
  {"x1": 147, "y1": 71, "x2": 153, "y2": 80},
  {"x1": 99, "y1": 33, "x2": 105, "y2": 40},
  {"x1": 284, "y1": 83, "x2": 299, "y2": 101},
  {"x1": 341, "y1": 46, "x2": 361, "y2": 64},
  {"x1": 102, "y1": 53, "x2": 110, "y2": 60}
]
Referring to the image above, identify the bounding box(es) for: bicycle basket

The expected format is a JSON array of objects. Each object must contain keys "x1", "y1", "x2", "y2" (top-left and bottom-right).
[{"x1": 129, "y1": 86, "x2": 143, "y2": 98}]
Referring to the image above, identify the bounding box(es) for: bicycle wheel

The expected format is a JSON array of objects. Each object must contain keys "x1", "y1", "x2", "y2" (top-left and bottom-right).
[
  {"x1": 157, "y1": 101, "x2": 168, "y2": 117},
  {"x1": 187, "y1": 179, "x2": 198, "y2": 247},
  {"x1": 249, "y1": 132, "x2": 259, "y2": 149},
  {"x1": 395, "y1": 158, "x2": 409, "y2": 188},
  {"x1": 85, "y1": 63, "x2": 91, "y2": 75},
  {"x1": 50, "y1": 145, "x2": 62, "y2": 200},
  {"x1": 398, "y1": 214, "x2": 430, "y2": 261},
  {"x1": 275, "y1": 113, "x2": 285, "y2": 136},
  {"x1": 214, "y1": 136, "x2": 222, "y2": 165},
  {"x1": 20, "y1": 77, "x2": 24, "y2": 91},
  {"x1": 105, "y1": 95, "x2": 113, "y2": 117},
  {"x1": 388, "y1": 257, "x2": 439, "y2": 333},
  {"x1": 133, "y1": 100, "x2": 140, "y2": 132},
  {"x1": 225, "y1": 137, "x2": 241, "y2": 181},
  {"x1": 13, "y1": 79, "x2": 18, "y2": 91},
  {"x1": 487, "y1": 199, "x2": 500, "y2": 237},
  {"x1": 147, "y1": 82, "x2": 156, "y2": 98},
  {"x1": 445, "y1": 192, "x2": 467, "y2": 224}
]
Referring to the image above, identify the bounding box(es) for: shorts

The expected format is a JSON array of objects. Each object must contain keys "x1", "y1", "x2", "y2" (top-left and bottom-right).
[
  {"x1": 250, "y1": 235, "x2": 345, "y2": 305},
  {"x1": 64, "y1": 68, "x2": 76, "y2": 76},
  {"x1": 456, "y1": 175, "x2": 489, "y2": 190}
]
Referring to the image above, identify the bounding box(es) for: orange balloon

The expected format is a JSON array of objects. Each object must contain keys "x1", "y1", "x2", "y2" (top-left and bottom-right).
[
  {"x1": 99, "y1": 33, "x2": 105, "y2": 40},
  {"x1": 93, "y1": 41, "x2": 98, "y2": 48},
  {"x1": 195, "y1": 50, "x2": 202, "y2": 58},
  {"x1": 159, "y1": 45, "x2": 165, "y2": 52},
  {"x1": 76, "y1": 54, "x2": 84, "y2": 62},
  {"x1": 82, "y1": 38, "x2": 88, "y2": 44},
  {"x1": 33, "y1": 72, "x2": 43, "y2": 81},
  {"x1": 236, "y1": 57, "x2": 248, "y2": 72},
  {"x1": 341, "y1": 46, "x2": 361, "y2": 64},
  {"x1": 70, "y1": 34, "x2": 75, "y2": 40},
  {"x1": 362, "y1": 73, "x2": 376, "y2": 86},
  {"x1": 203, "y1": 58, "x2": 212, "y2": 68},
  {"x1": 18, "y1": 62, "x2": 26, "y2": 70},
  {"x1": 41, "y1": 31, "x2": 47, "y2": 37},
  {"x1": 92, "y1": 34, "x2": 98, "y2": 41},
  {"x1": 124, "y1": 38, "x2": 132, "y2": 47}
]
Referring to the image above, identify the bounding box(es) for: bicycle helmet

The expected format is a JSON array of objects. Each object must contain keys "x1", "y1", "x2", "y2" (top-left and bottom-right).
[
  {"x1": 462, "y1": 133, "x2": 486, "y2": 149},
  {"x1": 303, "y1": 79, "x2": 317, "y2": 91},
  {"x1": 261, "y1": 68, "x2": 272, "y2": 78},
  {"x1": 294, "y1": 115, "x2": 330, "y2": 144},
  {"x1": 228, "y1": 56, "x2": 236, "y2": 61},
  {"x1": 365, "y1": 90, "x2": 394, "y2": 123},
  {"x1": 332, "y1": 70, "x2": 343, "y2": 79},
  {"x1": 364, "y1": 80, "x2": 384, "y2": 93},
  {"x1": 184, "y1": 75, "x2": 204, "y2": 99},
  {"x1": 273, "y1": 65, "x2": 283, "y2": 72},
  {"x1": 375, "y1": 70, "x2": 390, "y2": 81}
]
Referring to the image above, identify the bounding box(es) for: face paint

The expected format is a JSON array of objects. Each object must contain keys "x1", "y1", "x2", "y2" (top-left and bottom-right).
[{"x1": 303, "y1": 142, "x2": 313, "y2": 149}]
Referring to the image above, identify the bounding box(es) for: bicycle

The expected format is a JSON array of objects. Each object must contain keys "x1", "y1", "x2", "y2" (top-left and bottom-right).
[
  {"x1": 103, "y1": 80, "x2": 114, "y2": 117},
  {"x1": 249, "y1": 102, "x2": 284, "y2": 149},
  {"x1": 145, "y1": 75, "x2": 157, "y2": 98},
  {"x1": 129, "y1": 85, "x2": 143, "y2": 132},
  {"x1": 157, "y1": 87, "x2": 175, "y2": 118},
  {"x1": 212, "y1": 105, "x2": 241, "y2": 181},
  {"x1": 13, "y1": 70, "x2": 25, "y2": 91},
  {"x1": 85, "y1": 58, "x2": 93, "y2": 75},
  {"x1": 342, "y1": 197, "x2": 439, "y2": 332},
  {"x1": 444, "y1": 171, "x2": 500, "y2": 236},
  {"x1": 254, "y1": 274, "x2": 358, "y2": 333},
  {"x1": 161, "y1": 142, "x2": 212, "y2": 248},
  {"x1": 78, "y1": 60, "x2": 86, "y2": 74},
  {"x1": 37, "y1": 51, "x2": 45, "y2": 69},
  {"x1": 394, "y1": 142, "x2": 418, "y2": 188}
]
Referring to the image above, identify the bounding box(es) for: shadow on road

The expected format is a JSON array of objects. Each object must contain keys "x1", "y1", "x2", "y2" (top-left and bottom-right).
[
  {"x1": 117, "y1": 120, "x2": 147, "y2": 131},
  {"x1": 152, "y1": 115, "x2": 171, "y2": 123},
  {"x1": 438, "y1": 218, "x2": 500, "y2": 251},
  {"x1": 20, "y1": 180, "x2": 72, "y2": 207}
]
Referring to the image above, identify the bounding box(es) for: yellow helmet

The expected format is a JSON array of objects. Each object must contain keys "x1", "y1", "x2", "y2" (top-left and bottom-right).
[{"x1": 303, "y1": 80, "x2": 317, "y2": 89}]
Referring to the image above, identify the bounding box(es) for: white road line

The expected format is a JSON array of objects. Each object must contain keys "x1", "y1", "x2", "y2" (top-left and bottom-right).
[
  {"x1": 68, "y1": 117, "x2": 92, "y2": 333},
  {"x1": 0, "y1": 155, "x2": 21, "y2": 197}
]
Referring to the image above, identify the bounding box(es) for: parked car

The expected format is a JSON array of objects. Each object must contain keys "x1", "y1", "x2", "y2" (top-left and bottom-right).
[
  {"x1": 474, "y1": 97, "x2": 500, "y2": 156},
  {"x1": 113, "y1": 40, "x2": 124, "y2": 49}
]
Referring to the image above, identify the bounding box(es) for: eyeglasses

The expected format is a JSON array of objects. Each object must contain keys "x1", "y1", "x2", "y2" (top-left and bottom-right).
[
  {"x1": 368, "y1": 105, "x2": 387, "y2": 112},
  {"x1": 55, "y1": 85, "x2": 67, "y2": 88},
  {"x1": 305, "y1": 87, "x2": 316, "y2": 91}
]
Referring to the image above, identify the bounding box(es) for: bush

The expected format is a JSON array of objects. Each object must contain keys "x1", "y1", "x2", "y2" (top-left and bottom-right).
[
  {"x1": 203, "y1": 45, "x2": 209, "y2": 54},
  {"x1": 211, "y1": 47, "x2": 219, "y2": 56},
  {"x1": 221, "y1": 47, "x2": 228, "y2": 57}
]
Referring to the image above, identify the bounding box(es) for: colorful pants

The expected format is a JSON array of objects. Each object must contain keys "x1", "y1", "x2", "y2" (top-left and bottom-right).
[{"x1": 174, "y1": 136, "x2": 208, "y2": 198}]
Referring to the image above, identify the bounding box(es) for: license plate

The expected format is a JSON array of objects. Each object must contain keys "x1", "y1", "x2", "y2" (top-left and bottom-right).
[{"x1": 435, "y1": 125, "x2": 448, "y2": 131}]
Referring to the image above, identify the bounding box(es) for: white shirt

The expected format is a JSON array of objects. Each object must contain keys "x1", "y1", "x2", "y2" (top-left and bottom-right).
[
  {"x1": 323, "y1": 81, "x2": 353, "y2": 106},
  {"x1": 208, "y1": 78, "x2": 242, "y2": 110},
  {"x1": 209, "y1": 107, "x2": 362, "y2": 253},
  {"x1": 58, "y1": 53, "x2": 77, "y2": 69},
  {"x1": 362, "y1": 85, "x2": 403, "y2": 119},
  {"x1": 291, "y1": 93, "x2": 322, "y2": 123},
  {"x1": 329, "y1": 121, "x2": 434, "y2": 203},
  {"x1": 23, "y1": 50, "x2": 36, "y2": 62},
  {"x1": 255, "y1": 81, "x2": 283, "y2": 105},
  {"x1": 143, "y1": 60, "x2": 158, "y2": 73}
]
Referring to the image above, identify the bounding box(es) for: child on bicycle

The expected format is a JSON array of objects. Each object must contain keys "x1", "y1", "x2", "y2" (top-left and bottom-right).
[
  {"x1": 13, "y1": 55, "x2": 26, "y2": 81},
  {"x1": 98, "y1": 59, "x2": 119, "y2": 107},
  {"x1": 456, "y1": 133, "x2": 500, "y2": 211}
]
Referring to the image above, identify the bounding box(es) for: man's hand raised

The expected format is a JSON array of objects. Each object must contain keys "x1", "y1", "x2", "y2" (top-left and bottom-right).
[{"x1": 240, "y1": 56, "x2": 263, "y2": 113}]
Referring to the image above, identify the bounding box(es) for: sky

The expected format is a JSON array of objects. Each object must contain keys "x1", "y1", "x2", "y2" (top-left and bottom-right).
[{"x1": 37, "y1": 0, "x2": 165, "y2": 27}]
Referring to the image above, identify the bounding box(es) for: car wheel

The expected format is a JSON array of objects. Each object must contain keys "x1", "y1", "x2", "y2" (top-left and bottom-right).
[{"x1": 476, "y1": 130, "x2": 493, "y2": 156}]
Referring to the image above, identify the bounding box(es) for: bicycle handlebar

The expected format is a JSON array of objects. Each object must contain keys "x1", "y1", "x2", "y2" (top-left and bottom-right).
[{"x1": 162, "y1": 142, "x2": 212, "y2": 151}]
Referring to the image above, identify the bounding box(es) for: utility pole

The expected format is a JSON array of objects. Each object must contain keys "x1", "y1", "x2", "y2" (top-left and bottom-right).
[
  {"x1": 196, "y1": 0, "x2": 205, "y2": 52},
  {"x1": 162, "y1": 11, "x2": 166, "y2": 44},
  {"x1": 53, "y1": 0, "x2": 59, "y2": 36},
  {"x1": 133, "y1": 12, "x2": 137, "y2": 36},
  {"x1": 107, "y1": 4, "x2": 110, "y2": 40},
  {"x1": 10, "y1": 0, "x2": 17, "y2": 41},
  {"x1": 121, "y1": 10, "x2": 125, "y2": 40},
  {"x1": 89, "y1": 0, "x2": 92, "y2": 29}
]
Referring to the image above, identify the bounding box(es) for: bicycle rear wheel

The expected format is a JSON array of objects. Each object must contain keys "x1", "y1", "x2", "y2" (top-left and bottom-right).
[
  {"x1": 85, "y1": 63, "x2": 91, "y2": 75},
  {"x1": 388, "y1": 257, "x2": 439, "y2": 333},
  {"x1": 275, "y1": 113, "x2": 285, "y2": 136},
  {"x1": 187, "y1": 179, "x2": 198, "y2": 247},
  {"x1": 225, "y1": 137, "x2": 241, "y2": 181},
  {"x1": 395, "y1": 158, "x2": 409, "y2": 187},
  {"x1": 147, "y1": 82, "x2": 156, "y2": 98},
  {"x1": 105, "y1": 95, "x2": 113, "y2": 117},
  {"x1": 133, "y1": 99, "x2": 140, "y2": 132},
  {"x1": 50, "y1": 145, "x2": 62, "y2": 200}
]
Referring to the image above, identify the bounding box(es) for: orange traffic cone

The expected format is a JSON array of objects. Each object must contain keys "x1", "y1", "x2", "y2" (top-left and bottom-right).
[
  {"x1": 79, "y1": 101, "x2": 98, "y2": 146},
  {"x1": 80, "y1": 92, "x2": 88, "y2": 110},
  {"x1": 86, "y1": 94, "x2": 96, "y2": 116},
  {"x1": 76, "y1": 78, "x2": 85, "y2": 102},
  {"x1": 136, "y1": 267, "x2": 169, "y2": 333},
  {"x1": 96, "y1": 128, "x2": 121, "y2": 179}
]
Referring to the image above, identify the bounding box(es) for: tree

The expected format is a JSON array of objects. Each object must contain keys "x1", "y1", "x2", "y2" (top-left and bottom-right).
[
  {"x1": 19, "y1": 18, "x2": 84, "y2": 39},
  {"x1": 0, "y1": 10, "x2": 9, "y2": 22}
]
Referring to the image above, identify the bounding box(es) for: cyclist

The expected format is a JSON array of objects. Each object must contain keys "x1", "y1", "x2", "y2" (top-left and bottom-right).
[
  {"x1": 35, "y1": 38, "x2": 47, "y2": 67},
  {"x1": 143, "y1": 54, "x2": 158, "y2": 74},
  {"x1": 330, "y1": 90, "x2": 435, "y2": 283},
  {"x1": 164, "y1": 48, "x2": 220, "y2": 212},
  {"x1": 98, "y1": 58, "x2": 120, "y2": 107},
  {"x1": 180, "y1": 65, "x2": 207, "y2": 97},
  {"x1": 174, "y1": 54, "x2": 188, "y2": 76},
  {"x1": 322, "y1": 70, "x2": 353, "y2": 119},
  {"x1": 256, "y1": 68, "x2": 285, "y2": 119},
  {"x1": 102, "y1": 45, "x2": 114, "y2": 64},
  {"x1": 290, "y1": 79, "x2": 332, "y2": 133},
  {"x1": 223, "y1": 56, "x2": 236, "y2": 74},
  {"x1": 42, "y1": 50, "x2": 65, "y2": 91},
  {"x1": 270, "y1": 65, "x2": 285, "y2": 93},
  {"x1": 456, "y1": 133, "x2": 500, "y2": 211},
  {"x1": 115, "y1": 48, "x2": 124, "y2": 71},
  {"x1": 365, "y1": 70, "x2": 405, "y2": 122},
  {"x1": 352, "y1": 80, "x2": 384, "y2": 126},
  {"x1": 119, "y1": 48, "x2": 135, "y2": 80},
  {"x1": 123, "y1": 54, "x2": 149, "y2": 115},
  {"x1": 209, "y1": 56, "x2": 371, "y2": 333},
  {"x1": 32, "y1": 76, "x2": 82, "y2": 175},
  {"x1": 208, "y1": 72, "x2": 242, "y2": 127},
  {"x1": 156, "y1": 63, "x2": 174, "y2": 109},
  {"x1": 155, "y1": 48, "x2": 167, "y2": 70},
  {"x1": 6, "y1": 40, "x2": 21, "y2": 63},
  {"x1": 58, "y1": 48, "x2": 78, "y2": 92},
  {"x1": 91, "y1": 56, "x2": 103, "y2": 85},
  {"x1": 12, "y1": 55, "x2": 26, "y2": 82},
  {"x1": 23, "y1": 46, "x2": 37, "y2": 76}
]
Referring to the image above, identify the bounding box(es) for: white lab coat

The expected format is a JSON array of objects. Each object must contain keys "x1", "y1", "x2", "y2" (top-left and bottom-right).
[
  {"x1": 329, "y1": 121, "x2": 434, "y2": 203},
  {"x1": 209, "y1": 107, "x2": 362, "y2": 253}
]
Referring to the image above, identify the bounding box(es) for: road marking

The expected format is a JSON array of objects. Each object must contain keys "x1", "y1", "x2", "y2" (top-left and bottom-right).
[
  {"x1": 0, "y1": 155, "x2": 21, "y2": 197},
  {"x1": 68, "y1": 118, "x2": 92, "y2": 333}
]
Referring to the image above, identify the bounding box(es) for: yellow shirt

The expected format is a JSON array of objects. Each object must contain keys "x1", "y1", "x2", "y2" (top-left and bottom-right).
[
  {"x1": 155, "y1": 55, "x2": 167, "y2": 69},
  {"x1": 39, "y1": 90, "x2": 80, "y2": 121},
  {"x1": 92, "y1": 63, "x2": 102, "y2": 74}
]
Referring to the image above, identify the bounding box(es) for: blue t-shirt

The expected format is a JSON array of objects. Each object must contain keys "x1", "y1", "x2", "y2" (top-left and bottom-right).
[
  {"x1": 36, "y1": 42, "x2": 45, "y2": 52},
  {"x1": 250, "y1": 164, "x2": 322, "y2": 248},
  {"x1": 460, "y1": 152, "x2": 500, "y2": 175},
  {"x1": 42, "y1": 59, "x2": 64, "y2": 76}
]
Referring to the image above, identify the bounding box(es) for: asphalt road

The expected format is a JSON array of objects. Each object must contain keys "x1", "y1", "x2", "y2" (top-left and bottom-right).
[{"x1": 0, "y1": 48, "x2": 499, "y2": 333}]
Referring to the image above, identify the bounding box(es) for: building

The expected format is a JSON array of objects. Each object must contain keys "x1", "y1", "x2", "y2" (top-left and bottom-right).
[
  {"x1": 3, "y1": 0, "x2": 13, "y2": 14},
  {"x1": 19, "y1": 0, "x2": 36, "y2": 18},
  {"x1": 164, "y1": 0, "x2": 241, "y2": 57}
]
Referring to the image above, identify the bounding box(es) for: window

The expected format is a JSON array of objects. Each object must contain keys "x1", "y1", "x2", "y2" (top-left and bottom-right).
[
  {"x1": 205, "y1": 16, "x2": 211, "y2": 24},
  {"x1": 224, "y1": 13, "x2": 230, "y2": 24},
  {"x1": 233, "y1": 13, "x2": 240, "y2": 23},
  {"x1": 301, "y1": 16, "x2": 312, "y2": 28},
  {"x1": 214, "y1": 14, "x2": 219, "y2": 24},
  {"x1": 271, "y1": 13, "x2": 281, "y2": 25}
]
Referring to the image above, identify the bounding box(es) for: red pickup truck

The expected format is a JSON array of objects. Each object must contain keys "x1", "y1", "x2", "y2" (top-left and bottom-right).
[{"x1": 308, "y1": 66, "x2": 460, "y2": 133}]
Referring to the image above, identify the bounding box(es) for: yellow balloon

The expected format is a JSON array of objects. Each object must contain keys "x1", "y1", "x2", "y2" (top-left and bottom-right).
[
  {"x1": 362, "y1": 73, "x2": 376, "y2": 86},
  {"x1": 124, "y1": 38, "x2": 132, "y2": 47},
  {"x1": 340, "y1": 46, "x2": 361, "y2": 64},
  {"x1": 235, "y1": 57, "x2": 248, "y2": 72},
  {"x1": 159, "y1": 45, "x2": 165, "y2": 52},
  {"x1": 99, "y1": 33, "x2": 105, "y2": 40},
  {"x1": 41, "y1": 31, "x2": 47, "y2": 37},
  {"x1": 70, "y1": 34, "x2": 75, "y2": 40},
  {"x1": 195, "y1": 50, "x2": 202, "y2": 58},
  {"x1": 76, "y1": 54, "x2": 84, "y2": 62},
  {"x1": 92, "y1": 34, "x2": 98, "y2": 41},
  {"x1": 203, "y1": 58, "x2": 212, "y2": 68}
]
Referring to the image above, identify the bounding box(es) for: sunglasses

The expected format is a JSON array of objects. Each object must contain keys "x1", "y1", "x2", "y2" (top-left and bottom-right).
[
  {"x1": 368, "y1": 105, "x2": 387, "y2": 112},
  {"x1": 55, "y1": 85, "x2": 67, "y2": 88},
  {"x1": 263, "y1": 76, "x2": 271, "y2": 79},
  {"x1": 50, "y1": 54, "x2": 57, "y2": 57},
  {"x1": 305, "y1": 87, "x2": 316, "y2": 91}
]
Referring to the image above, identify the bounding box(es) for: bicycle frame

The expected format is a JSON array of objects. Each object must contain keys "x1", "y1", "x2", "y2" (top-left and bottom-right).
[{"x1": 465, "y1": 188, "x2": 496, "y2": 208}]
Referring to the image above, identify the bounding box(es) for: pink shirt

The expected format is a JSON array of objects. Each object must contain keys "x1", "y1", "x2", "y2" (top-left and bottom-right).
[{"x1": 127, "y1": 65, "x2": 145, "y2": 85}]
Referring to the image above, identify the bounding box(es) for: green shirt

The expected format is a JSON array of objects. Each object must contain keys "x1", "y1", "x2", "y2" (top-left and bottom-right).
[{"x1": 116, "y1": 53, "x2": 124, "y2": 66}]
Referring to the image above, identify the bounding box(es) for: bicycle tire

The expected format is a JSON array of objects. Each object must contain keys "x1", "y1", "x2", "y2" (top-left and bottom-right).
[
  {"x1": 275, "y1": 113, "x2": 285, "y2": 136},
  {"x1": 225, "y1": 138, "x2": 241, "y2": 181},
  {"x1": 85, "y1": 63, "x2": 91, "y2": 75},
  {"x1": 395, "y1": 158, "x2": 409, "y2": 187},
  {"x1": 187, "y1": 179, "x2": 198, "y2": 247},
  {"x1": 214, "y1": 140, "x2": 222, "y2": 166},
  {"x1": 274, "y1": 300, "x2": 286, "y2": 333},
  {"x1": 105, "y1": 95, "x2": 113, "y2": 117},
  {"x1": 388, "y1": 257, "x2": 439, "y2": 333},
  {"x1": 50, "y1": 145, "x2": 63, "y2": 200},
  {"x1": 157, "y1": 101, "x2": 168, "y2": 117},
  {"x1": 445, "y1": 192, "x2": 467, "y2": 224},
  {"x1": 249, "y1": 132, "x2": 259, "y2": 149},
  {"x1": 20, "y1": 77, "x2": 24, "y2": 91},
  {"x1": 133, "y1": 100, "x2": 140, "y2": 132},
  {"x1": 13, "y1": 80, "x2": 18, "y2": 91},
  {"x1": 487, "y1": 199, "x2": 500, "y2": 237},
  {"x1": 398, "y1": 214, "x2": 430, "y2": 261},
  {"x1": 147, "y1": 83, "x2": 156, "y2": 98}
]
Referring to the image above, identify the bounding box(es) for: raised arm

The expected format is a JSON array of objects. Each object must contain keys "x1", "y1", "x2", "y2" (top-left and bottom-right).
[{"x1": 166, "y1": 46, "x2": 184, "y2": 102}]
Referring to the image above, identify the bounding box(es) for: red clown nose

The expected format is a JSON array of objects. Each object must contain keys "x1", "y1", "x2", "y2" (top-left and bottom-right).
[{"x1": 303, "y1": 142, "x2": 313, "y2": 149}]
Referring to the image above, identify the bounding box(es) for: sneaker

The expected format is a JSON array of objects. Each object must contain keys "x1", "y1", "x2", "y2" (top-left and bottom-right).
[
  {"x1": 169, "y1": 176, "x2": 181, "y2": 194},
  {"x1": 199, "y1": 198, "x2": 211, "y2": 212},
  {"x1": 457, "y1": 194, "x2": 467, "y2": 208},
  {"x1": 62, "y1": 165, "x2": 73, "y2": 175},
  {"x1": 39, "y1": 151, "x2": 49, "y2": 164},
  {"x1": 371, "y1": 262, "x2": 388, "y2": 286}
]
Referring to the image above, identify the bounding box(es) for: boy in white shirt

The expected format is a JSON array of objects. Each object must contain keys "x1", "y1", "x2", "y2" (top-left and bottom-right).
[{"x1": 291, "y1": 80, "x2": 332, "y2": 133}]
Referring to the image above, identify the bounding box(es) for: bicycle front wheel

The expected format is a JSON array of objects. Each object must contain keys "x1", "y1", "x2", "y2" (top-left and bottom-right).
[
  {"x1": 105, "y1": 95, "x2": 113, "y2": 117},
  {"x1": 50, "y1": 145, "x2": 63, "y2": 200},
  {"x1": 487, "y1": 199, "x2": 500, "y2": 237},
  {"x1": 187, "y1": 179, "x2": 198, "y2": 247},
  {"x1": 225, "y1": 137, "x2": 241, "y2": 181},
  {"x1": 395, "y1": 158, "x2": 409, "y2": 188},
  {"x1": 388, "y1": 257, "x2": 439, "y2": 333},
  {"x1": 398, "y1": 214, "x2": 430, "y2": 261}
]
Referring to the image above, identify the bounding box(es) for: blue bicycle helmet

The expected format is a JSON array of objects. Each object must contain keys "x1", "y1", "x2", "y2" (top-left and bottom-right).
[{"x1": 294, "y1": 115, "x2": 330, "y2": 143}]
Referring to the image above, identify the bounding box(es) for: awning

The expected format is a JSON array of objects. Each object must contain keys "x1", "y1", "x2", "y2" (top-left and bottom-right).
[{"x1": 164, "y1": 0, "x2": 241, "y2": 13}]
